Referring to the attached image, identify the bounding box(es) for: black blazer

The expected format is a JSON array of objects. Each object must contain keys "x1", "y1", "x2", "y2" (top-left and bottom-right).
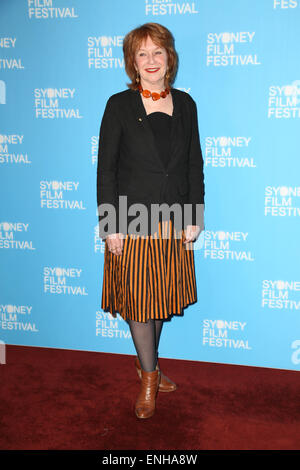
[{"x1": 96, "y1": 87, "x2": 205, "y2": 238}]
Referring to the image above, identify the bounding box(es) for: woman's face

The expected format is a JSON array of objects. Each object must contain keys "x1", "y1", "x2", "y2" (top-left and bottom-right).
[{"x1": 134, "y1": 35, "x2": 168, "y2": 89}]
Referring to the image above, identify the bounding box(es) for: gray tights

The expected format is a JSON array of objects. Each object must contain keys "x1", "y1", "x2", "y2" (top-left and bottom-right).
[{"x1": 127, "y1": 318, "x2": 164, "y2": 372}]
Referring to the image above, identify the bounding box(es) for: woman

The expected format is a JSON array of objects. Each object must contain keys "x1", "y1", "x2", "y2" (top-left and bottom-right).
[{"x1": 97, "y1": 23, "x2": 205, "y2": 419}]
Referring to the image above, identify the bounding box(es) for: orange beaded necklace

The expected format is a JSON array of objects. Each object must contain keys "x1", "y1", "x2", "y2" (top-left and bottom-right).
[{"x1": 138, "y1": 84, "x2": 170, "y2": 101}]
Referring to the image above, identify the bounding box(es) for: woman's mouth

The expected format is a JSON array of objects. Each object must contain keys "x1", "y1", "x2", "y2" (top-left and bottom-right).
[{"x1": 145, "y1": 68, "x2": 160, "y2": 73}]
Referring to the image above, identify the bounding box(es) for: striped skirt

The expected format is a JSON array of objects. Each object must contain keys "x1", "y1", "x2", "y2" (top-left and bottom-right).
[{"x1": 101, "y1": 218, "x2": 197, "y2": 323}]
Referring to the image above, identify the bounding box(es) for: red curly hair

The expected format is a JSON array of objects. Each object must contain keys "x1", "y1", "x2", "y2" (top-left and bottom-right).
[{"x1": 123, "y1": 22, "x2": 178, "y2": 90}]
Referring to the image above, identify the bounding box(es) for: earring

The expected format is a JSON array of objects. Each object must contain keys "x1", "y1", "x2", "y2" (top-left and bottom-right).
[
  {"x1": 165, "y1": 70, "x2": 170, "y2": 80},
  {"x1": 136, "y1": 71, "x2": 140, "y2": 84}
]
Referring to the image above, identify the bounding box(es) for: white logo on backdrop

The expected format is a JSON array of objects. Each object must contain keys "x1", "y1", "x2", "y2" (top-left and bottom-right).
[
  {"x1": 40, "y1": 180, "x2": 86, "y2": 210},
  {"x1": 87, "y1": 36, "x2": 124, "y2": 69},
  {"x1": 203, "y1": 230, "x2": 254, "y2": 261},
  {"x1": 0, "y1": 135, "x2": 30, "y2": 164},
  {"x1": 273, "y1": 0, "x2": 299, "y2": 9},
  {"x1": 145, "y1": 0, "x2": 199, "y2": 15},
  {"x1": 27, "y1": 0, "x2": 78, "y2": 19},
  {"x1": 94, "y1": 226, "x2": 105, "y2": 254},
  {"x1": 91, "y1": 136, "x2": 99, "y2": 165},
  {"x1": 264, "y1": 186, "x2": 300, "y2": 216},
  {"x1": 96, "y1": 311, "x2": 131, "y2": 339},
  {"x1": 34, "y1": 88, "x2": 82, "y2": 119},
  {"x1": 205, "y1": 136, "x2": 256, "y2": 168},
  {"x1": 176, "y1": 87, "x2": 191, "y2": 94},
  {"x1": 206, "y1": 32, "x2": 261, "y2": 66},
  {"x1": 0, "y1": 304, "x2": 38, "y2": 333},
  {"x1": 43, "y1": 267, "x2": 88, "y2": 295},
  {"x1": 0, "y1": 80, "x2": 6, "y2": 104},
  {"x1": 0, "y1": 37, "x2": 24, "y2": 70},
  {"x1": 0, "y1": 222, "x2": 35, "y2": 250},
  {"x1": 268, "y1": 81, "x2": 300, "y2": 118},
  {"x1": 202, "y1": 319, "x2": 251, "y2": 350},
  {"x1": 262, "y1": 280, "x2": 300, "y2": 310}
]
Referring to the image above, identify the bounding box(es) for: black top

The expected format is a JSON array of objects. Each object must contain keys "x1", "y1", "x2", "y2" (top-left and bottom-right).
[
  {"x1": 97, "y1": 88, "x2": 205, "y2": 237},
  {"x1": 147, "y1": 111, "x2": 172, "y2": 170}
]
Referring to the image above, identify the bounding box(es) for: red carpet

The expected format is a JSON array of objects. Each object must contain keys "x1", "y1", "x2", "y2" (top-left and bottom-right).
[{"x1": 0, "y1": 345, "x2": 300, "y2": 450}]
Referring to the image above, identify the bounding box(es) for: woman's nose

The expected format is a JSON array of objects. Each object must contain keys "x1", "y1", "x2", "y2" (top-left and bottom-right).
[{"x1": 148, "y1": 53, "x2": 156, "y2": 64}]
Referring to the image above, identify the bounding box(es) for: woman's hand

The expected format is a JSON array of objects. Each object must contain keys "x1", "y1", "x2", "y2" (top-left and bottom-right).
[
  {"x1": 183, "y1": 225, "x2": 201, "y2": 244},
  {"x1": 107, "y1": 233, "x2": 124, "y2": 256}
]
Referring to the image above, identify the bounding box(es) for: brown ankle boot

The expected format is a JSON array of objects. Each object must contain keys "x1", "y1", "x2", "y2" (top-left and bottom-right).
[
  {"x1": 135, "y1": 356, "x2": 177, "y2": 393},
  {"x1": 135, "y1": 368, "x2": 160, "y2": 419}
]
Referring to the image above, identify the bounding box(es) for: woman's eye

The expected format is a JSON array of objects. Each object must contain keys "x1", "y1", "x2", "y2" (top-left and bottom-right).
[{"x1": 155, "y1": 51, "x2": 162, "y2": 54}]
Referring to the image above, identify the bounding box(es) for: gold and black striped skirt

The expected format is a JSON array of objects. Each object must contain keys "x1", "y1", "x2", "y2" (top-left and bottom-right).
[{"x1": 101, "y1": 218, "x2": 197, "y2": 323}]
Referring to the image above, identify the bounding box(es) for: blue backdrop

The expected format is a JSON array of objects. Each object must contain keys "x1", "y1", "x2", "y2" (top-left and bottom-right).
[{"x1": 1, "y1": 0, "x2": 300, "y2": 371}]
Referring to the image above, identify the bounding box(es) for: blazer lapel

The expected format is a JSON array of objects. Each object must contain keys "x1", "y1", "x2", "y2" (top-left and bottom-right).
[{"x1": 130, "y1": 88, "x2": 182, "y2": 172}]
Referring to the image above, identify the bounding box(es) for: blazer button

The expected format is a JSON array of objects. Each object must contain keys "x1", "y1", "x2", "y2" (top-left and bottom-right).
[{"x1": 165, "y1": 173, "x2": 168, "y2": 177}]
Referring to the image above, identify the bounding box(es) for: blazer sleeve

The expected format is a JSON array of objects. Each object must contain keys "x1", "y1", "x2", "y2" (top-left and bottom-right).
[
  {"x1": 188, "y1": 97, "x2": 205, "y2": 228},
  {"x1": 96, "y1": 96, "x2": 122, "y2": 239}
]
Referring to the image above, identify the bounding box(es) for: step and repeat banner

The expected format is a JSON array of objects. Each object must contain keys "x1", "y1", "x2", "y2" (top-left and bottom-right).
[{"x1": 1, "y1": 0, "x2": 300, "y2": 371}]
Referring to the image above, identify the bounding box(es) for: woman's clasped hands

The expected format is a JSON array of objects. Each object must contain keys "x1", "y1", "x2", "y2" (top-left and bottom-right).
[
  {"x1": 106, "y1": 225, "x2": 201, "y2": 256},
  {"x1": 106, "y1": 233, "x2": 124, "y2": 256},
  {"x1": 183, "y1": 225, "x2": 201, "y2": 244}
]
